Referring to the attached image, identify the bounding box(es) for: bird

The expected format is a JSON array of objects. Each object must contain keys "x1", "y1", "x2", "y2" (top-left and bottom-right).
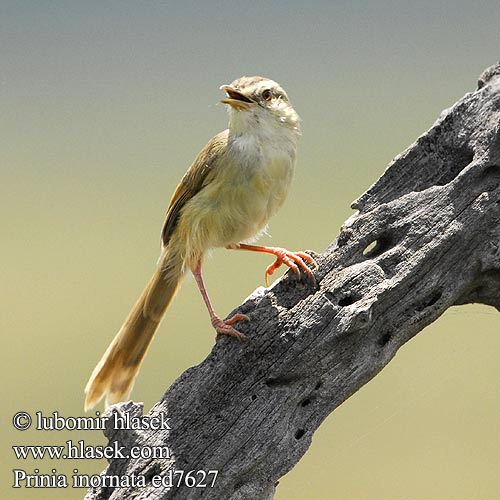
[{"x1": 84, "y1": 76, "x2": 316, "y2": 410}]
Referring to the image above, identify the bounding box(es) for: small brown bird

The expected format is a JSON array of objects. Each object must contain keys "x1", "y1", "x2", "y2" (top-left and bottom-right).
[{"x1": 84, "y1": 76, "x2": 316, "y2": 410}]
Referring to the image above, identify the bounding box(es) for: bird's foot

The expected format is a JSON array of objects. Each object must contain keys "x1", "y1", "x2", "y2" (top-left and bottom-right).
[
  {"x1": 213, "y1": 313, "x2": 249, "y2": 342},
  {"x1": 265, "y1": 248, "x2": 317, "y2": 286}
]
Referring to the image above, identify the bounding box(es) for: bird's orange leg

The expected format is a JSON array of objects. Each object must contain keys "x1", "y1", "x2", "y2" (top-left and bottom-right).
[
  {"x1": 192, "y1": 261, "x2": 248, "y2": 341},
  {"x1": 228, "y1": 244, "x2": 317, "y2": 286}
]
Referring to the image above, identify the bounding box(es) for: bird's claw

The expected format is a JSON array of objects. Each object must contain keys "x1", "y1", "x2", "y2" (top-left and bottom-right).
[
  {"x1": 213, "y1": 313, "x2": 249, "y2": 342},
  {"x1": 265, "y1": 249, "x2": 317, "y2": 286}
]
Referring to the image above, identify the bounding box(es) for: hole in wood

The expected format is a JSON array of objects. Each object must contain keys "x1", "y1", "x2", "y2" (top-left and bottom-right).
[
  {"x1": 378, "y1": 333, "x2": 392, "y2": 347},
  {"x1": 338, "y1": 293, "x2": 361, "y2": 307},
  {"x1": 416, "y1": 290, "x2": 442, "y2": 311},
  {"x1": 338, "y1": 295, "x2": 354, "y2": 306},
  {"x1": 434, "y1": 145, "x2": 475, "y2": 187},
  {"x1": 362, "y1": 235, "x2": 392, "y2": 258},
  {"x1": 294, "y1": 429, "x2": 305, "y2": 440},
  {"x1": 300, "y1": 398, "x2": 311, "y2": 407},
  {"x1": 314, "y1": 380, "x2": 322, "y2": 390}
]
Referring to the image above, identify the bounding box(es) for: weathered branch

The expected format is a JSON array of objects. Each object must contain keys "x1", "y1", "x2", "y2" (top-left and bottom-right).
[{"x1": 86, "y1": 62, "x2": 500, "y2": 500}]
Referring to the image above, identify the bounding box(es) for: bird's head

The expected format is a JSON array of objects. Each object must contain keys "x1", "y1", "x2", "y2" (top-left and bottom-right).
[{"x1": 220, "y1": 76, "x2": 301, "y2": 137}]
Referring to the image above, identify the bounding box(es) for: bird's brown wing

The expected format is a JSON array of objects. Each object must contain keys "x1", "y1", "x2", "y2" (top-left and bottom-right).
[{"x1": 161, "y1": 129, "x2": 229, "y2": 246}]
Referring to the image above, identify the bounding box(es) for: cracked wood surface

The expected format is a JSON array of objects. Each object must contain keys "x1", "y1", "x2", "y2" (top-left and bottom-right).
[{"x1": 85, "y1": 62, "x2": 500, "y2": 500}]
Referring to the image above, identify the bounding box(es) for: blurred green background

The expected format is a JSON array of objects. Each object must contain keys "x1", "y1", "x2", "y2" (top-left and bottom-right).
[{"x1": 2, "y1": 1, "x2": 500, "y2": 499}]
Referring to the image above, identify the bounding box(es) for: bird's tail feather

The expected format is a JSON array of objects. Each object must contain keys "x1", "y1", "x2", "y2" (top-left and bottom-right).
[{"x1": 84, "y1": 248, "x2": 184, "y2": 411}]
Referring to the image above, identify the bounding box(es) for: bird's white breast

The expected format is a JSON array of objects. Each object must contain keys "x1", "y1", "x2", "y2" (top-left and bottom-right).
[
  {"x1": 176, "y1": 113, "x2": 299, "y2": 267},
  {"x1": 225, "y1": 127, "x2": 297, "y2": 239}
]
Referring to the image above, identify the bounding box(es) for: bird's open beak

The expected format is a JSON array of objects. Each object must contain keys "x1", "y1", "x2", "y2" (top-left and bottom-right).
[{"x1": 220, "y1": 85, "x2": 256, "y2": 110}]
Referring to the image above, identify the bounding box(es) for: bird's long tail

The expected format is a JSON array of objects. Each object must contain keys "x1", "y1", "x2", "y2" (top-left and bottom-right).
[{"x1": 84, "y1": 247, "x2": 184, "y2": 411}]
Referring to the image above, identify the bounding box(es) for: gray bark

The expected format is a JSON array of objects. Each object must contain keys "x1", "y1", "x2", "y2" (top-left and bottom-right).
[{"x1": 85, "y1": 62, "x2": 500, "y2": 500}]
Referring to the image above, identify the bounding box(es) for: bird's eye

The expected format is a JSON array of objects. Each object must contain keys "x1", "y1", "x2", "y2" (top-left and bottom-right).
[{"x1": 262, "y1": 89, "x2": 272, "y2": 101}]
